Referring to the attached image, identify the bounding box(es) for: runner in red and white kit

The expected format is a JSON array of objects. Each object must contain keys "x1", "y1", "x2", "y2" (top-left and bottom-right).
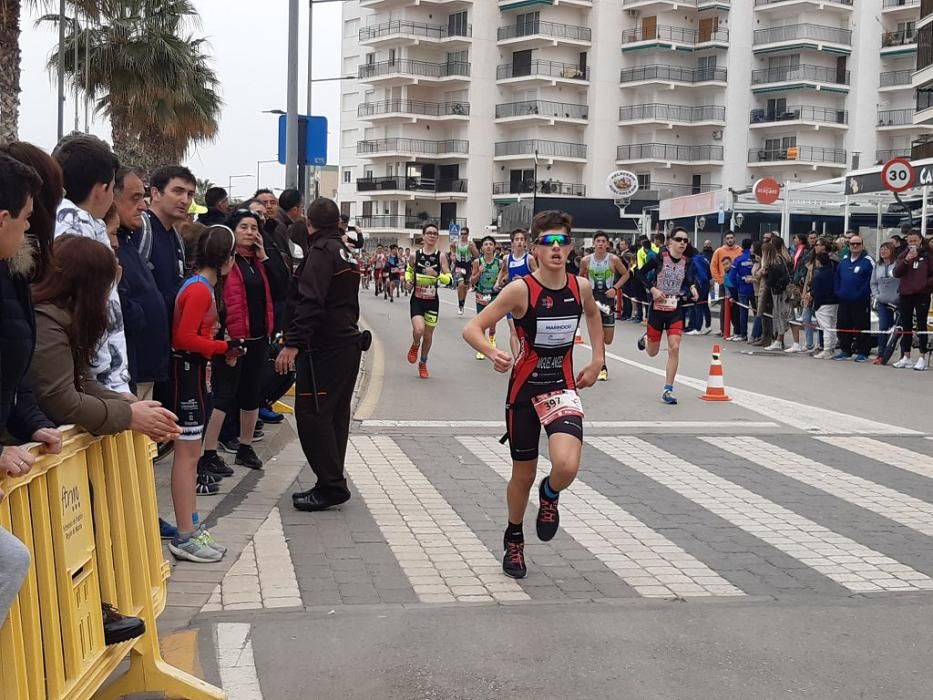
[{"x1": 463, "y1": 210, "x2": 605, "y2": 578}]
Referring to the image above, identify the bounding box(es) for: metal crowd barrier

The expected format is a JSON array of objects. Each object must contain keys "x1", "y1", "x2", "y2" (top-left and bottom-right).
[{"x1": 0, "y1": 427, "x2": 225, "y2": 700}]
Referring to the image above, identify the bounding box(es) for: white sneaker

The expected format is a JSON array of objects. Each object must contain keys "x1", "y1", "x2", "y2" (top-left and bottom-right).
[
  {"x1": 893, "y1": 356, "x2": 912, "y2": 369},
  {"x1": 784, "y1": 343, "x2": 802, "y2": 353},
  {"x1": 765, "y1": 341, "x2": 783, "y2": 351},
  {"x1": 702, "y1": 327, "x2": 712, "y2": 335},
  {"x1": 813, "y1": 350, "x2": 830, "y2": 359},
  {"x1": 914, "y1": 356, "x2": 928, "y2": 371},
  {"x1": 457, "y1": 308, "x2": 464, "y2": 316},
  {"x1": 686, "y1": 329, "x2": 701, "y2": 336}
]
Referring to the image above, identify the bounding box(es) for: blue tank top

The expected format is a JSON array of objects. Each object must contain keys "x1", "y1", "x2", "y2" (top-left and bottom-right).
[{"x1": 507, "y1": 252, "x2": 531, "y2": 281}]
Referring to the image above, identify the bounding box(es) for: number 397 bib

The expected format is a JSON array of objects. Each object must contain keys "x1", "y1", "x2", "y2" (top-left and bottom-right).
[{"x1": 532, "y1": 390, "x2": 584, "y2": 427}]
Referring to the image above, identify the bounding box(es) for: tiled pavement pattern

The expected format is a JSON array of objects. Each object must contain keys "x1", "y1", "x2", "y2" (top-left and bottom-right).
[
  {"x1": 189, "y1": 432, "x2": 933, "y2": 614},
  {"x1": 458, "y1": 436, "x2": 743, "y2": 598},
  {"x1": 818, "y1": 436, "x2": 933, "y2": 481},
  {"x1": 590, "y1": 437, "x2": 933, "y2": 593}
]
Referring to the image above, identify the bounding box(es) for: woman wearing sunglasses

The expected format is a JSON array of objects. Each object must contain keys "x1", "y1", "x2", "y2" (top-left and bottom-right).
[
  {"x1": 634, "y1": 226, "x2": 699, "y2": 405},
  {"x1": 463, "y1": 210, "x2": 605, "y2": 579}
]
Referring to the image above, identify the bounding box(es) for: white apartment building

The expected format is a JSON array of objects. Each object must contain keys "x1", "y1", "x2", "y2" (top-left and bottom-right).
[{"x1": 338, "y1": 0, "x2": 931, "y2": 240}]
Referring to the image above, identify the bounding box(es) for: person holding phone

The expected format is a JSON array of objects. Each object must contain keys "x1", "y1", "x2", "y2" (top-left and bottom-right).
[{"x1": 893, "y1": 230, "x2": 933, "y2": 371}]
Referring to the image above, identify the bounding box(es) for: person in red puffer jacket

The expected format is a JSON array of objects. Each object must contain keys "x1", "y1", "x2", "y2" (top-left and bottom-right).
[
  {"x1": 892, "y1": 230, "x2": 933, "y2": 371},
  {"x1": 200, "y1": 209, "x2": 274, "y2": 472}
]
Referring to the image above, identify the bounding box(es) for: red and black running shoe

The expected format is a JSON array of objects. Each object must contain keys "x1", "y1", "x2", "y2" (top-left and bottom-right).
[
  {"x1": 503, "y1": 540, "x2": 527, "y2": 579},
  {"x1": 536, "y1": 479, "x2": 560, "y2": 541}
]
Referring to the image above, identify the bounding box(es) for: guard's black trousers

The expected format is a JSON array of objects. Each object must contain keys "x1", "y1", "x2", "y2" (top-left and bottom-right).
[{"x1": 295, "y1": 344, "x2": 362, "y2": 501}]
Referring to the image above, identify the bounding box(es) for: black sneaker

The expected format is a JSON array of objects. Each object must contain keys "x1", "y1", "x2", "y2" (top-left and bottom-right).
[
  {"x1": 252, "y1": 429, "x2": 265, "y2": 442},
  {"x1": 503, "y1": 540, "x2": 527, "y2": 579},
  {"x1": 235, "y1": 444, "x2": 263, "y2": 470},
  {"x1": 536, "y1": 479, "x2": 560, "y2": 542},
  {"x1": 637, "y1": 333, "x2": 647, "y2": 352},
  {"x1": 102, "y1": 603, "x2": 145, "y2": 646},
  {"x1": 196, "y1": 469, "x2": 221, "y2": 485},
  {"x1": 199, "y1": 453, "x2": 234, "y2": 478},
  {"x1": 219, "y1": 437, "x2": 240, "y2": 454},
  {"x1": 196, "y1": 480, "x2": 219, "y2": 495}
]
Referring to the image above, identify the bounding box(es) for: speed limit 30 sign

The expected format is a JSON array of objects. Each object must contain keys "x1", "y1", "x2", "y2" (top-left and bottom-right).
[{"x1": 882, "y1": 158, "x2": 916, "y2": 193}]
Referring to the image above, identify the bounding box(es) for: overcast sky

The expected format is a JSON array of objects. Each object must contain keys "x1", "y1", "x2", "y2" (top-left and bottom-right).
[{"x1": 18, "y1": 1, "x2": 343, "y2": 198}]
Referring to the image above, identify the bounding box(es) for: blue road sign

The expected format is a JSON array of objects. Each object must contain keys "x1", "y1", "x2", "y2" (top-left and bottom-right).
[
  {"x1": 717, "y1": 208, "x2": 726, "y2": 225},
  {"x1": 449, "y1": 223, "x2": 461, "y2": 237},
  {"x1": 278, "y1": 115, "x2": 328, "y2": 166}
]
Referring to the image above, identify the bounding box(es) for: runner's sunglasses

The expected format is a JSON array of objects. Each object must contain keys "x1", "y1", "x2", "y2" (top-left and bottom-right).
[{"x1": 535, "y1": 233, "x2": 572, "y2": 246}]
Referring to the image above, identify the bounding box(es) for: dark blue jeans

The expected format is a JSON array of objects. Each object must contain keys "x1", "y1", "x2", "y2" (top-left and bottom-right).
[
  {"x1": 876, "y1": 302, "x2": 895, "y2": 353},
  {"x1": 689, "y1": 284, "x2": 711, "y2": 330},
  {"x1": 738, "y1": 294, "x2": 752, "y2": 338}
]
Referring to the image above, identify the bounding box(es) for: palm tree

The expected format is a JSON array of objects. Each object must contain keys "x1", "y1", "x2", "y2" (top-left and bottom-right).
[
  {"x1": 41, "y1": 0, "x2": 221, "y2": 169},
  {"x1": 195, "y1": 177, "x2": 215, "y2": 204}
]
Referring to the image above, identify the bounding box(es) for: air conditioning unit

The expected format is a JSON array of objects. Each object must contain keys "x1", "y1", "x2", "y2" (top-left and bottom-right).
[
  {"x1": 712, "y1": 130, "x2": 723, "y2": 140},
  {"x1": 626, "y1": 9, "x2": 640, "y2": 18}
]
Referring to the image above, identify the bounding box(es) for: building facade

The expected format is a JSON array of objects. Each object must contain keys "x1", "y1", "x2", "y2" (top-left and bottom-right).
[{"x1": 338, "y1": 0, "x2": 930, "y2": 239}]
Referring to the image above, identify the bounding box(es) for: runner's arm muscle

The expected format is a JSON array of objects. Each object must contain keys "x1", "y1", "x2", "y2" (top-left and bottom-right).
[{"x1": 576, "y1": 277, "x2": 606, "y2": 388}]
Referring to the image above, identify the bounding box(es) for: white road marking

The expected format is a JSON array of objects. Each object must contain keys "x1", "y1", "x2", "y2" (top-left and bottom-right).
[
  {"x1": 215, "y1": 623, "x2": 264, "y2": 700},
  {"x1": 459, "y1": 436, "x2": 743, "y2": 598},
  {"x1": 707, "y1": 437, "x2": 933, "y2": 556},
  {"x1": 589, "y1": 437, "x2": 933, "y2": 593},
  {"x1": 203, "y1": 508, "x2": 302, "y2": 612},
  {"x1": 817, "y1": 437, "x2": 933, "y2": 481},
  {"x1": 347, "y1": 436, "x2": 529, "y2": 603},
  {"x1": 354, "y1": 319, "x2": 385, "y2": 420},
  {"x1": 362, "y1": 420, "x2": 779, "y2": 430}
]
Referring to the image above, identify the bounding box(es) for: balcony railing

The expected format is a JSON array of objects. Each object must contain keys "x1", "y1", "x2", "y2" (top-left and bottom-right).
[
  {"x1": 751, "y1": 64, "x2": 850, "y2": 85},
  {"x1": 358, "y1": 99, "x2": 470, "y2": 118},
  {"x1": 641, "y1": 182, "x2": 722, "y2": 198},
  {"x1": 358, "y1": 59, "x2": 471, "y2": 80},
  {"x1": 753, "y1": 24, "x2": 852, "y2": 46},
  {"x1": 877, "y1": 148, "x2": 911, "y2": 162},
  {"x1": 496, "y1": 100, "x2": 589, "y2": 120},
  {"x1": 880, "y1": 69, "x2": 914, "y2": 87},
  {"x1": 919, "y1": 88, "x2": 933, "y2": 111},
  {"x1": 912, "y1": 137, "x2": 933, "y2": 160},
  {"x1": 620, "y1": 103, "x2": 726, "y2": 122},
  {"x1": 755, "y1": 0, "x2": 852, "y2": 5},
  {"x1": 497, "y1": 20, "x2": 591, "y2": 42},
  {"x1": 357, "y1": 215, "x2": 467, "y2": 230},
  {"x1": 497, "y1": 59, "x2": 590, "y2": 81},
  {"x1": 748, "y1": 145, "x2": 847, "y2": 163},
  {"x1": 357, "y1": 138, "x2": 470, "y2": 155},
  {"x1": 923, "y1": 0, "x2": 933, "y2": 16},
  {"x1": 492, "y1": 181, "x2": 587, "y2": 196},
  {"x1": 878, "y1": 108, "x2": 915, "y2": 125},
  {"x1": 620, "y1": 65, "x2": 728, "y2": 83},
  {"x1": 882, "y1": 29, "x2": 917, "y2": 47},
  {"x1": 617, "y1": 143, "x2": 724, "y2": 161},
  {"x1": 623, "y1": 0, "x2": 732, "y2": 5},
  {"x1": 621, "y1": 25, "x2": 729, "y2": 45},
  {"x1": 750, "y1": 105, "x2": 848, "y2": 124},
  {"x1": 359, "y1": 20, "x2": 471, "y2": 42},
  {"x1": 883, "y1": 0, "x2": 919, "y2": 7},
  {"x1": 494, "y1": 140, "x2": 587, "y2": 159},
  {"x1": 356, "y1": 176, "x2": 468, "y2": 193}
]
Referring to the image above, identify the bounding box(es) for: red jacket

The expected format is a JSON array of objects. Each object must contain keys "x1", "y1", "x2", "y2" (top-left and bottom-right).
[
  {"x1": 224, "y1": 253, "x2": 274, "y2": 340},
  {"x1": 893, "y1": 247, "x2": 933, "y2": 296}
]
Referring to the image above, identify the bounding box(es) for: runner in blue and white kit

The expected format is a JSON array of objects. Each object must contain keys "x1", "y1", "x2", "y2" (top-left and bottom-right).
[{"x1": 496, "y1": 228, "x2": 538, "y2": 358}]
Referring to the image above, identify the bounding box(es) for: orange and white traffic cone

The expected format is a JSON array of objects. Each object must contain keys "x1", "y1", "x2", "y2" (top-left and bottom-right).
[
  {"x1": 575, "y1": 328, "x2": 584, "y2": 345},
  {"x1": 699, "y1": 344, "x2": 732, "y2": 402}
]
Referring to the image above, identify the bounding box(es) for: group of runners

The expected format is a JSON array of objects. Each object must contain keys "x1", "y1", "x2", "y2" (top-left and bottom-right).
[{"x1": 363, "y1": 210, "x2": 700, "y2": 578}]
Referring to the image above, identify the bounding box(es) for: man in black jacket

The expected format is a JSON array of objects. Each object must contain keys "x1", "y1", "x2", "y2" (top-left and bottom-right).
[{"x1": 276, "y1": 198, "x2": 363, "y2": 512}]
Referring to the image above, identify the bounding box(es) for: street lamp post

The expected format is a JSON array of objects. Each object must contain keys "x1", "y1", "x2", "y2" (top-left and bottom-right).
[
  {"x1": 256, "y1": 159, "x2": 280, "y2": 191},
  {"x1": 228, "y1": 174, "x2": 252, "y2": 199},
  {"x1": 285, "y1": 0, "x2": 300, "y2": 189}
]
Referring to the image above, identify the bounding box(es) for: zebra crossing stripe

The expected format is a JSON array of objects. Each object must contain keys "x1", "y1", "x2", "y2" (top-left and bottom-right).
[
  {"x1": 589, "y1": 437, "x2": 933, "y2": 593},
  {"x1": 817, "y1": 437, "x2": 933, "y2": 481},
  {"x1": 346, "y1": 436, "x2": 529, "y2": 604},
  {"x1": 458, "y1": 436, "x2": 744, "y2": 598},
  {"x1": 705, "y1": 437, "x2": 933, "y2": 587}
]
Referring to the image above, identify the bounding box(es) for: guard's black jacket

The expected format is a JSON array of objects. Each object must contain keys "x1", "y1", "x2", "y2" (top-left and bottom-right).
[{"x1": 284, "y1": 226, "x2": 361, "y2": 353}]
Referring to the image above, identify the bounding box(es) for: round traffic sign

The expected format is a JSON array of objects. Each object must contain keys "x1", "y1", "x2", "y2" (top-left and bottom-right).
[
  {"x1": 881, "y1": 158, "x2": 915, "y2": 193},
  {"x1": 753, "y1": 177, "x2": 781, "y2": 205}
]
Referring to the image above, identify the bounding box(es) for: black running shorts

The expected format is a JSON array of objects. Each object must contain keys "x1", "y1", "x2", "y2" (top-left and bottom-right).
[
  {"x1": 505, "y1": 402, "x2": 584, "y2": 461},
  {"x1": 168, "y1": 352, "x2": 207, "y2": 441},
  {"x1": 410, "y1": 295, "x2": 439, "y2": 327}
]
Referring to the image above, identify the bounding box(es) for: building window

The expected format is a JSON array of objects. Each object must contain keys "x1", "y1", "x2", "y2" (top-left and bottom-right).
[
  {"x1": 343, "y1": 168, "x2": 352, "y2": 184},
  {"x1": 636, "y1": 174, "x2": 651, "y2": 191}
]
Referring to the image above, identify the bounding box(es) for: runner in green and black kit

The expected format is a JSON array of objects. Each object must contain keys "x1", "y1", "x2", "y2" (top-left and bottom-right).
[
  {"x1": 470, "y1": 235, "x2": 502, "y2": 359},
  {"x1": 579, "y1": 231, "x2": 630, "y2": 381},
  {"x1": 406, "y1": 223, "x2": 452, "y2": 379},
  {"x1": 451, "y1": 227, "x2": 478, "y2": 316}
]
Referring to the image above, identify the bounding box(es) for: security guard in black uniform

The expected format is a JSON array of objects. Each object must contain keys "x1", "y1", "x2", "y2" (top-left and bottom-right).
[{"x1": 276, "y1": 198, "x2": 369, "y2": 511}]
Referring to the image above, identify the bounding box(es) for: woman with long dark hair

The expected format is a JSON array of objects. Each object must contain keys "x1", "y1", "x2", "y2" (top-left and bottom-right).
[
  {"x1": 764, "y1": 236, "x2": 796, "y2": 351},
  {"x1": 167, "y1": 225, "x2": 239, "y2": 563}
]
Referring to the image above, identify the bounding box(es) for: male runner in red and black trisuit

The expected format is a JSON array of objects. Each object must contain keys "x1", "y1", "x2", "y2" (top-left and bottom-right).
[{"x1": 463, "y1": 210, "x2": 605, "y2": 578}]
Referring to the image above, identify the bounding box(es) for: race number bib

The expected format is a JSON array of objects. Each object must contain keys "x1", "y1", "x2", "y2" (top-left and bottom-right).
[
  {"x1": 653, "y1": 295, "x2": 678, "y2": 312},
  {"x1": 532, "y1": 390, "x2": 584, "y2": 427},
  {"x1": 415, "y1": 284, "x2": 437, "y2": 300}
]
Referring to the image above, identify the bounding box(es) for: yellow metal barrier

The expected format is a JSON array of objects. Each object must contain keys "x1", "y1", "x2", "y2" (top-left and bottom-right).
[{"x1": 0, "y1": 428, "x2": 225, "y2": 700}]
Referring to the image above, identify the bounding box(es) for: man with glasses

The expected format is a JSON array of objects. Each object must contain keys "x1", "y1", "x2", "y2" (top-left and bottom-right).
[
  {"x1": 832, "y1": 234, "x2": 874, "y2": 362},
  {"x1": 462, "y1": 210, "x2": 604, "y2": 579},
  {"x1": 635, "y1": 227, "x2": 699, "y2": 405}
]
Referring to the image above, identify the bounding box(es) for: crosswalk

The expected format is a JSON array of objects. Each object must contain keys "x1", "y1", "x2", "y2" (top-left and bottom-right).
[{"x1": 272, "y1": 433, "x2": 933, "y2": 606}]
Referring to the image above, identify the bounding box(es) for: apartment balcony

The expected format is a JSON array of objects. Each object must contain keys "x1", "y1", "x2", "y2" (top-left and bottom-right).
[
  {"x1": 752, "y1": 24, "x2": 852, "y2": 55},
  {"x1": 499, "y1": 0, "x2": 592, "y2": 10},
  {"x1": 362, "y1": 0, "x2": 472, "y2": 9},
  {"x1": 491, "y1": 181, "x2": 587, "y2": 198},
  {"x1": 876, "y1": 147, "x2": 911, "y2": 163},
  {"x1": 497, "y1": 59, "x2": 590, "y2": 86},
  {"x1": 356, "y1": 176, "x2": 468, "y2": 199},
  {"x1": 620, "y1": 65, "x2": 727, "y2": 88},
  {"x1": 359, "y1": 20, "x2": 471, "y2": 49},
  {"x1": 750, "y1": 64, "x2": 850, "y2": 93},
  {"x1": 639, "y1": 182, "x2": 722, "y2": 200},
  {"x1": 495, "y1": 99, "x2": 588, "y2": 125},
  {"x1": 358, "y1": 99, "x2": 470, "y2": 123},
  {"x1": 880, "y1": 69, "x2": 915, "y2": 91},
  {"x1": 493, "y1": 139, "x2": 587, "y2": 163},
  {"x1": 618, "y1": 103, "x2": 726, "y2": 127},
  {"x1": 748, "y1": 145, "x2": 847, "y2": 168},
  {"x1": 881, "y1": 29, "x2": 917, "y2": 56},
  {"x1": 358, "y1": 59, "x2": 470, "y2": 87},
  {"x1": 356, "y1": 215, "x2": 468, "y2": 233},
  {"x1": 620, "y1": 24, "x2": 729, "y2": 52},
  {"x1": 616, "y1": 143, "x2": 724, "y2": 166},
  {"x1": 754, "y1": 0, "x2": 852, "y2": 12},
  {"x1": 911, "y1": 136, "x2": 933, "y2": 159},
  {"x1": 621, "y1": 0, "x2": 731, "y2": 10},
  {"x1": 357, "y1": 138, "x2": 469, "y2": 160},
  {"x1": 749, "y1": 105, "x2": 848, "y2": 129},
  {"x1": 917, "y1": 88, "x2": 933, "y2": 125},
  {"x1": 883, "y1": 0, "x2": 919, "y2": 14},
  {"x1": 497, "y1": 20, "x2": 592, "y2": 49},
  {"x1": 877, "y1": 108, "x2": 923, "y2": 130}
]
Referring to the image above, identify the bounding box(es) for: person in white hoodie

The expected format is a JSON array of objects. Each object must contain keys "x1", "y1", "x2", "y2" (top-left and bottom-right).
[{"x1": 51, "y1": 134, "x2": 131, "y2": 395}]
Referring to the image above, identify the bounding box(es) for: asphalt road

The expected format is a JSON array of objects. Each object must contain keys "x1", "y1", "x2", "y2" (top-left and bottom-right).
[{"x1": 177, "y1": 286, "x2": 933, "y2": 700}]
